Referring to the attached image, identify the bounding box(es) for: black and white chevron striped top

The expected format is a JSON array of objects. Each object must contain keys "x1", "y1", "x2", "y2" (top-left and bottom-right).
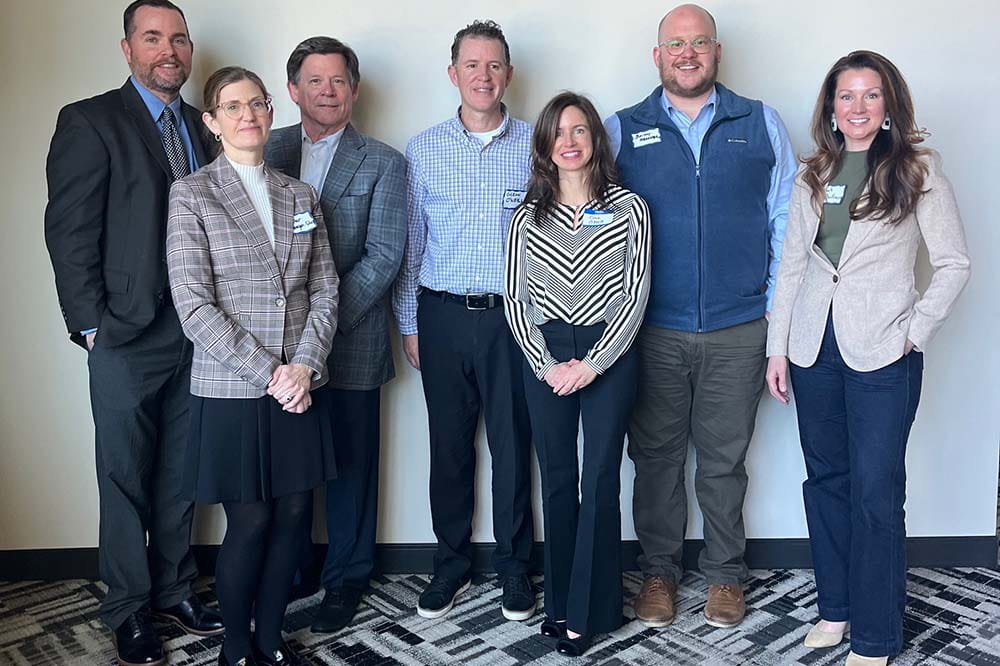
[{"x1": 504, "y1": 184, "x2": 652, "y2": 379}]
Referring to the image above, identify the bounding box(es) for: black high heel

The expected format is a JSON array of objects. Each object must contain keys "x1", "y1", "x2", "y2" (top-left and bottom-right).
[
  {"x1": 555, "y1": 632, "x2": 592, "y2": 657},
  {"x1": 540, "y1": 618, "x2": 567, "y2": 638}
]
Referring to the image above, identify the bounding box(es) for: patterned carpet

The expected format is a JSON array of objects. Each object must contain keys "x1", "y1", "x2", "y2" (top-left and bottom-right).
[{"x1": 2, "y1": 567, "x2": 1000, "y2": 665}]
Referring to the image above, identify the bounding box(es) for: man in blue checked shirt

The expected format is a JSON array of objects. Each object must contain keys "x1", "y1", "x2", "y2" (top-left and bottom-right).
[
  {"x1": 392, "y1": 19, "x2": 536, "y2": 623},
  {"x1": 605, "y1": 3, "x2": 797, "y2": 630}
]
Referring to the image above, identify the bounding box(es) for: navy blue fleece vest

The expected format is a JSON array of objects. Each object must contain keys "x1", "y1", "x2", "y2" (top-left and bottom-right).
[{"x1": 615, "y1": 84, "x2": 775, "y2": 332}]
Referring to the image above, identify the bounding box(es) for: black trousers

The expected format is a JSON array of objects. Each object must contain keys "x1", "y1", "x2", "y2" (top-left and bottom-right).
[
  {"x1": 524, "y1": 321, "x2": 636, "y2": 635},
  {"x1": 321, "y1": 387, "x2": 381, "y2": 591},
  {"x1": 416, "y1": 291, "x2": 534, "y2": 581},
  {"x1": 86, "y1": 307, "x2": 197, "y2": 630}
]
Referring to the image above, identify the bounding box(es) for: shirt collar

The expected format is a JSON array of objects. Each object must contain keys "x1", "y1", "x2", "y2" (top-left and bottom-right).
[
  {"x1": 130, "y1": 76, "x2": 184, "y2": 124},
  {"x1": 301, "y1": 125, "x2": 346, "y2": 147},
  {"x1": 449, "y1": 104, "x2": 511, "y2": 139},
  {"x1": 660, "y1": 84, "x2": 718, "y2": 120}
]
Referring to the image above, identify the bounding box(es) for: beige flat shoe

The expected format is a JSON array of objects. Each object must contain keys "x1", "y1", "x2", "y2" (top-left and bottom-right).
[
  {"x1": 803, "y1": 621, "x2": 848, "y2": 648},
  {"x1": 845, "y1": 651, "x2": 888, "y2": 665}
]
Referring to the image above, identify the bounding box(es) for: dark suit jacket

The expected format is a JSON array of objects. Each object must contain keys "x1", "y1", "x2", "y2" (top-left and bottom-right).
[
  {"x1": 44, "y1": 79, "x2": 210, "y2": 349},
  {"x1": 265, "y1": 123, "x2": 406, "y2": 390}
]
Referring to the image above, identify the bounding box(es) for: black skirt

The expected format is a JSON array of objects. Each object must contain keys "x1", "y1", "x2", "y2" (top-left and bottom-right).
[{"x1": 183, "y1": 387, "x2": 337, "y2": 504}]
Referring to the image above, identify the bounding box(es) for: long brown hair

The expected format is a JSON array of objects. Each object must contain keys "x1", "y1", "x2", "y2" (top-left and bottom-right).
[
  {"x1": 526, "y1": 92, "x2": 618, "y2": 220},
  {"x1": 802, "y1": 50, "x2": 927, "y2": 224}
]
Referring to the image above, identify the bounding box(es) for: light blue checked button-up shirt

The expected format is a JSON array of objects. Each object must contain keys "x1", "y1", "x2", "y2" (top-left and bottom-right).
[{"x1": 393, "y1": 109, "x2": 532, "y2": 335}]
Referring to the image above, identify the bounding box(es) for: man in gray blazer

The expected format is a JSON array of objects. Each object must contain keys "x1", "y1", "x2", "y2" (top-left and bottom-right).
[{"x1": 265, "y1": 35, "x2": 407, "y2": 634}]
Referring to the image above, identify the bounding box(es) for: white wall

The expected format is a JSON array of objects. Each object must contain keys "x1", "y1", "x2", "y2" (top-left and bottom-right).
[{"x1": 1, "y1": 0, "x2": 997, "y2": 552}]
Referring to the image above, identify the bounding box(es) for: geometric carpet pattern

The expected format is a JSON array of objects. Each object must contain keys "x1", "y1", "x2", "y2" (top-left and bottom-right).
[{"x1": 2, "y1": 567, "x2": 1000, "y2": 665}]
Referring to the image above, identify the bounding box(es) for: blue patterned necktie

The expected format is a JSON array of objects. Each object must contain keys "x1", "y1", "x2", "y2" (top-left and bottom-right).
[{"x1": 159, "y1": 106, "x2": 190, "y2": 180}]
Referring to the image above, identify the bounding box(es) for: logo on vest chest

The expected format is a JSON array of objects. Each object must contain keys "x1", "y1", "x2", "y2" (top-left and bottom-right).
[{"x1": 726, "y1": 137, "x2": 748, "y2": 144}]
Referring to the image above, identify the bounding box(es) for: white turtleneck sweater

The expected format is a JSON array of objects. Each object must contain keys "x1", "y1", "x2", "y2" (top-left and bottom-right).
[{"x1": 227, "y1": 155, "x2": 274, "y2": 248}]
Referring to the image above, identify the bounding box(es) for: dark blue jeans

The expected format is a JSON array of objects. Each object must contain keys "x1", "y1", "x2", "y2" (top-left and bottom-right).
[{"x1": 790, "y1": 316, "x2": 922, "y2": 658}]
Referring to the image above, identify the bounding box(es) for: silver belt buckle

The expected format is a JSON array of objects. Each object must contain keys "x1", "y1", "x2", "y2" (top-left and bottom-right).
[{"x1": 464, "y1": 293, "x2": 491, "y2": 310}]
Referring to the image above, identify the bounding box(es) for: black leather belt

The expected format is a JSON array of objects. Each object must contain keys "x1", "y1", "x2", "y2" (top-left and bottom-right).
[{"x1": 423, "y1": 289, "x2": 502, "y2": 310}]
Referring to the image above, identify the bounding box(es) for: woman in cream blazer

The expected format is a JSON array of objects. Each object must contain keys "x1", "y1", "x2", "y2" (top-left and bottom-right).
[
  {"x1": 765, "y1": 52, "x2": 970, "y2": 666},
  {"x1": 167, "y1": 66, "x2": 338, "y2": 666}
]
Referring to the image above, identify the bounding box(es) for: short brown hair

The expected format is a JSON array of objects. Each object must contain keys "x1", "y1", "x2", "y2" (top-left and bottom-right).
[
  {"x1": 450, "y1": 20, "x2": 510, "y2": 65},
  {"x1": 286, "y1": 36, "x2": 360, "y2": 87},
  {"x1": 123, "y1": 0, "x2": 187, "y2": 39}
]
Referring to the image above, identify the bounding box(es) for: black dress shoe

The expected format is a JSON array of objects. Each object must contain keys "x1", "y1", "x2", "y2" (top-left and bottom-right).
[
  {"x1": 114, "y1": 612, "x2": 165, "y2": 666},
  {"x1": 253, "y1": 642, "x2": 303, "y2": 665},
  {"x1": 540, "y1": 617, "x2": 567, "y2": 638},
  {"x1": 311, "y1": 587, "x2": 363, "y2": 634},
  {"x1": 555, "y1": 633, "x2": 593, "y2": 657},
  {"x1": 153, "y1": 595, "x2": 225, "y2": 636}
]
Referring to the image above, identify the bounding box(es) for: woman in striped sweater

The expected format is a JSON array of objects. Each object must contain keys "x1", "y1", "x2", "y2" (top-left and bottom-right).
[{"x1": 504, "y1": 91, "x2": 652, "y2": 657}]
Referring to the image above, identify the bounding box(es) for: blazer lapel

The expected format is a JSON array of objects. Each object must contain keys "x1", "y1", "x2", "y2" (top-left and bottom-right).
[
  {"x1": 209, "y1": 156, "x2": 283, "y2": 290},
  {"x1": 835, "y1": 183, "x2": 879, "y2": 269},
  {"x1": 120, "y1": 80, "x2": 173, "y2": 178},
  {"x1": 268, "y1": 166, "x2": 294, "y2": 276},
  {"x1": 281, "y1": 126, "x2": 303, "y2": 179},
  {"x1": 320, "y1": 124, "x2": 365, "y2": 206}
]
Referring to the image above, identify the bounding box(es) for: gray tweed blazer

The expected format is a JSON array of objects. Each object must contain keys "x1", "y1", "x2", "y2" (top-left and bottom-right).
[{"x1": 166, "y1": 153, "x2": 339, "y2": 398}]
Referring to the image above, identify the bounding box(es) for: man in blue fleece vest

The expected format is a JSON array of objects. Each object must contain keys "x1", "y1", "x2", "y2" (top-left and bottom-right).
[{"x1": 605, "y1": 3, "x2": 796, "y2": 629}]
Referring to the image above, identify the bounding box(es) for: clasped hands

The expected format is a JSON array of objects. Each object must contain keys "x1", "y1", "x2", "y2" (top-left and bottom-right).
[
  {"x1": 266, "y1": 363, "x2": 313, "y2": 413},
  {"x1": 544, "y1": 359, "x2": 597, "y2": 396}
]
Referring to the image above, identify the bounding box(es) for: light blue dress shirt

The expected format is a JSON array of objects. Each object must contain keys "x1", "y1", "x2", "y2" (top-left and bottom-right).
[
  {"x1": 604, "y1": 86, "x2": 797, "y2": 308},
  {"x1": 392, "y1": 109, "x2": 532, "y2": 336},
  {"x1": 299, "y1": 126, "x2": 344, "y2": 195}
]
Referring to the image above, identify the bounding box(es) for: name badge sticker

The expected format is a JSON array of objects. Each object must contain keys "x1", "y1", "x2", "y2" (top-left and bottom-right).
[
  {"x1": 502, "y1": 189, "x2": 528, "y2": 210},
  {"x1": 631, "y1": 128, "x2": 661, "y2": 148},
  {"x1": 581, "y1": 209, "x2": 614, "y2": 227},
  {"x1": 824, "y1": 185, "x2": 847, "y2": 205},
  {"x1": 293, "y1": 211, "x2": 318, "y2": 234}
]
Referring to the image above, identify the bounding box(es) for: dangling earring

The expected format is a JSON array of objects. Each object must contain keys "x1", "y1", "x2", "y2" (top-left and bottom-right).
[
  {"x1": 831, "y1": 113, "x2": 838, "y2": 133},
  {"x1": 881, "y1": 114, "x2": 891, "y2": 131},
  {"x1": 214, "y1": 133, "x2": 222, "y2": 142}
]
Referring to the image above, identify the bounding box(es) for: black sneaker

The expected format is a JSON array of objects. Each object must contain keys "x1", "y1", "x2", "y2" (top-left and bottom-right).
[
  {"x1": 501, "y1": 574, "x2": 537, "y2": 621},
  {"x1": 417, "y1": 575, "x2": 471, "y2": 619},
  {"x1": 311, "y1": 587, "x2": 363, "y2": 634}
]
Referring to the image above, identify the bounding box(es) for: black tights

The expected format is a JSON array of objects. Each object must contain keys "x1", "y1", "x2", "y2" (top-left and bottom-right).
[{"x1": 216, "y1": 492, "x2": 310, "y2": 662}]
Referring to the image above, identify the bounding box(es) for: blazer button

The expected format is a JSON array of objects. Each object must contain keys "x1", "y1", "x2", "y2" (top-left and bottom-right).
[
  {"x1": 832, "y1": 275, "x2": 839, "y2": 283},
  {"x1": 275, "y1": 297, "x2": 286, "y2": 307}
]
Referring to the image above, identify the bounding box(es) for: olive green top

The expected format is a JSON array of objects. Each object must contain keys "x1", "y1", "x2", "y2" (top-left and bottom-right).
[{"x1": 817, "y1": 150, "x2": 868, "y2": 267}]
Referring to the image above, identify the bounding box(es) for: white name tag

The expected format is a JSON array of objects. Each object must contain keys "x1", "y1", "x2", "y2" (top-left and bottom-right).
[
  {"x1": 582, "y1": 209, "x2": 614, "y2": 227},
  {"x1": 631, "y1": 128, "x2": 661, "y2": 148},
  {"x1": 825, "y1": 185, "x2": 847, "y2": 205},
  {"x1": 502, "y1": 189, "x2": 527, "y2": 210},
  {"x1": 293, "y1": 211, "x2": 318, "y2": 234}
]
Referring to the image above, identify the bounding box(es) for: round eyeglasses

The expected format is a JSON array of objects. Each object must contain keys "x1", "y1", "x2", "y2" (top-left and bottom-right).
[
  {"x1": 658, "y1": 36, "x2": 718, "y2": 56},
  {"x1": 216, "y1": 96, "x2": 272, "y2": 120}
]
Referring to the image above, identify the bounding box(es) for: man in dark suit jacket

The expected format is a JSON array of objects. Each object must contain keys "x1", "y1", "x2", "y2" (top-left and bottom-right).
[
  {"x1": 265, "y1": 36, "x2": 407, "y2": 634},
  {"x1": 43, "y1": 2, "x2": 222, "y2": 664}
]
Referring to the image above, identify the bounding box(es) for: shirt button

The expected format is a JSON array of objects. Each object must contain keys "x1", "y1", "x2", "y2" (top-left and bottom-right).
[
  {"x1": 832, "y1": 275, "x2": 839, "y2": 283},
  {"x1": 275, "y1": 297, "x2": 286, "y2": 307}
]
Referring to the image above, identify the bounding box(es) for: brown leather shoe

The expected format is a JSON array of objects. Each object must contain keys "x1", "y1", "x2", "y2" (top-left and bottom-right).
[
  {"x1": 704, "y1": 583, "x2": 745, "y2": 628},
  {"x1": 633, "y1": 576, "x2": 677, "y2": 627}
]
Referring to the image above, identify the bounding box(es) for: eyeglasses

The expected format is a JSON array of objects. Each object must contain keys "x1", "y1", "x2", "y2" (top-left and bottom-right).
[
  {"x1": 658, "y1": 36, "x2": 718, "y2": 56},
  {"x1": 216, "y1": 96, "x2": 272, "y2": 120}
]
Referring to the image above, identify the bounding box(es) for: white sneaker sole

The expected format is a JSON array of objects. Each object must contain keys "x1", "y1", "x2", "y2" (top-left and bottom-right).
[
  {"x1": 417, "y1": 580, "x2": 471, "y2": 619},
  {"x1": 502, "y1": 598, "x2": 537, "y2": 621}
]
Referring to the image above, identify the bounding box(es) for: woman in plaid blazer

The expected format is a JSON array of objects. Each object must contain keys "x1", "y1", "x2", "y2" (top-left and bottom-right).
[{"x1": 167, "y1": 66, "x2": 339, "y2": 666}]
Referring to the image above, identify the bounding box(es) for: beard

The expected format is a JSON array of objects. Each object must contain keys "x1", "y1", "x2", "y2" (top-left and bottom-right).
[
  {"x1": 134, "y1": 60, "x2": 189, "y2": 96},
  {"x1": 660, "y1": 56, "x2": 719, "y2": 99}
]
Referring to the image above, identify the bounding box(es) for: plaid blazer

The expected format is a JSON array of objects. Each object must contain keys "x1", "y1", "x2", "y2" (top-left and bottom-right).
[
  {"x1": 167, "y1": 154, "x2": 339, "y2": 398},
  {"x1": 266, "y1": 124, "x2": 406, "y2": 390}
]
